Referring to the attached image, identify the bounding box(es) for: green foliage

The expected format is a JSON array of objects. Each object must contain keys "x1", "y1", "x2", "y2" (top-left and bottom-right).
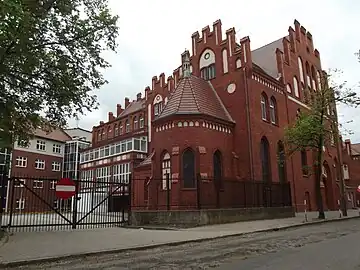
[{"x1": 0, "y1": 0, "x2": 119, "y2": 148}]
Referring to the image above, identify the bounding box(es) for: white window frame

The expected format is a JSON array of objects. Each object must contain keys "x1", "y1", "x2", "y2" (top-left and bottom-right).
[
  {"x1": 139, "y1": 116, "x2": 144, "y2": 128},
  {"x1": 35, "y1": 159, "x2": 45, "y2": 170},
  {"x1": 133, "y1": 117, "x2": 138, "y2": 130},
  {"x1": 15, "y1": 179, "x2": 26, "y2": 188},
  {"x1": 36, "y1": 140, "x2": 46, "y2": 151},
  {"x1": 261, "y1": 95, "x2": 267, "y2": 120},
  {"x1": 269, "y1": 99, "x2": 276, "y2": 124},
  {"x1": 125, "y1": 120, "x2": 130, "y2": 133},
  {"x1": 80, "y1": 170, "x2": 93, "y2": 190},
  {"x1": 52, "y1": 161, "x2": 61, "y2": 172},
  {"x1": 33, "y1": 180, "x2": 43, "y2": 189},
  {"x1": 53, "y1": 144, "x2": 61, "y2": 154},
  {"x1": 162, "y1": 153, "x2": 171, "y2": 190},
  {"x1": 95, "y1": 166, "x2": 111, "y2": 191},
  {"x1": 113, "y1": 163, "x2": 131, "y2": 184},
  {"x1": 15, "y1": 156, "x2": 27, "y2": 167},
  {"x1": 50, "y1": 180, "x2": 56, "y2": 190},
  {"x1": 16, "y1": 198, "x2": 25, "y2": 210}
]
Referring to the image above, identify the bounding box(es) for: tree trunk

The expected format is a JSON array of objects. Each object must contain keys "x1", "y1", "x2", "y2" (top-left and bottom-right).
[{"x1": 315, "y1": 141, "x2": 325, "y2": 219}]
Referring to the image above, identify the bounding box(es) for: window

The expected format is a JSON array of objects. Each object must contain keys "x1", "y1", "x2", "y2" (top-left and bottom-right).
[
  {"x1": 80, "y1": 170, "x2": 93, "y2": 190},
  {"x1": 52, "y1": 161, "x2": 61, "y2": 171},
  {"x1": 277, "y1": 141, "x2": 286, "y2": 183},
  {"x1": 269, "y1": 97, "x2": 277, "y2": 124},
  {"x1": 301, "y1": 150, "x2": 308, "y2": 175},
  {"x1": 50, "y1": 180, "x2": 56, "y2": 189},
  {"x1": 213, "y1": 150, "x2": 222, "y2": 191},
  {"x1": 53, "y1": 144, "x2": 61, "y2": 154},
  {"x1": 35, "y1": 159, "x2": 45, "y2": 170},
  {"x1": 133, "y1": 116, "x2": 138, "y2": 130},
  {"x1": 317, "y1": 70, "x2": 321, "y2": 90},
  {"x1": 260, "y1": 137, "x2": 271, "y2": 182},
  {"x1": 113, "y1": 163, "x2": 131, "y2": 185},
  {"x1": 119, "y1": 122, "x2": 123, "y2": 135},
  {"x1": 125, "y1": 120, "x2": 130, "y2": 133},
  {"x1": 114, "y1": 124, "x2": 118, "y2": 136},
  {"x1": 293, "y1": 77, "x2": 299, "y2": 97},
  {"x1": 36, "y1": 140, "x2": 46, "y2": 151},
  {"x1": 162, "y1": 152, "x2": 171, "y2": 190},
  {"x1": 33, "y1": 180, "x2": 43, "y2": 189},
  {"x1": 16, "y1": 199, "x2": 25, "y2": 210},
  {"x1": 140, "y1": 139, "x2": 147, "y2": 152},
  {"x1": 108, "y1": 125, "x2": 112, "y2": 134},
  {"x1": 14, "y1": 179, "x2": 26, "y2": 187},
  {"x1": 261, "y1": 94, "x2": 267, "y2": 121},
  {"x1": 139, "y1": 115, "x2": 144, "y2": 128},
  {"x1": 286, "y1": 84, "x2": 292, "y2": 93},
  {"x1": 182, "y1": 148, "x2": 196, "y2": 188},
  {"x1": 95, "y1": 166, "x2": 111, "y2": 191},
  {"x1": 17, "y1": 140, "x2": 28, "y2": 148},
  {"x1": 343, "y1": 164, "x2": 349, "y2": 180},
  {"x1": 200, "y1": 64, "x2": 216, "y2": 80},
  {"x1": 154, "y1": 103, "x2": 163, "y2": 116},
  {"x1": 16, "y1": 157, "x2": 27, "y2": 167},
  {"x1": 134, "y1": 138, "x2": 140, "y2": 150},
  {"x1": 102, "y1": 129, "x2": 105, "y2": 139},
  {"x1": 97, "y1": 130, "x2": 101, "y2": 141},
  {"x1": 298, "y1": 57, "x2": 304, "y2": 83}
]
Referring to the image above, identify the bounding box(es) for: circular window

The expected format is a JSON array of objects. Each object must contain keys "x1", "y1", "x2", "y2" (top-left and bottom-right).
[{"x1": 204, "y1": 52, "x2": 210, "y2": 60}]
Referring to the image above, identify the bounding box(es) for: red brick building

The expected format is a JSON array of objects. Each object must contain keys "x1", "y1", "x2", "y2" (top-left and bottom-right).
[
  {"x1": 129, "y1": 19, "x2": 352, "y2": 213},
  {"x1": 7, "y1": 128, "x2": 71, "y2": 212}
]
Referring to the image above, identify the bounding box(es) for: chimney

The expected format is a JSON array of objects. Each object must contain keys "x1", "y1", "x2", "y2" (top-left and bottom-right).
[
  {"x1": 99, "y1": 121, "x2": 104, "y2": 125},
  {"x1": 108, "y1": 112, "x2": 115, "y2": 122},
  {"x1": 345, "y1": 139, "x2": 352, "y2": 156},
  {"x1": 116, "y1": 104, "x2": 123, "y2": 116},
  {"x1": 125, "y1": 97, "x2": 130, "y2": 108},
  {"x1": 136, "y1": 92, "x2": 142, "y2": 101}
]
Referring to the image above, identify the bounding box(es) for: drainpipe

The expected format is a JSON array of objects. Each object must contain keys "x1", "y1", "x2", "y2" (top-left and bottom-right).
[{"x1": 243, "y1": 67, "x2": 254, "y2": 180}]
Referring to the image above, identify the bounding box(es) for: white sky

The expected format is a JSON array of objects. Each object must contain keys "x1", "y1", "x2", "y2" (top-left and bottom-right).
[{"x1": 70, "y1": 0, "x2": 360, "y2": 142}]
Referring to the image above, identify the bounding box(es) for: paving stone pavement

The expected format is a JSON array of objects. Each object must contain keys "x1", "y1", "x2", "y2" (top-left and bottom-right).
[{"x1": 0, "y1": 210, "x2": 358, "y2": 266}]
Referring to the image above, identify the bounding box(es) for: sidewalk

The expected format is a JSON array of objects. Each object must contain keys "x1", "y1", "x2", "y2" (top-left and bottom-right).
[{"x1": 0, "y1": 210, "x2": 359, "y2": 267}]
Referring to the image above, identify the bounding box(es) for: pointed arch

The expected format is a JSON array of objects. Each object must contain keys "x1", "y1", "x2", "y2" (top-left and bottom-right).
[
  {"x1": 261, "y1": 92, "x2": 268, "y2": 121},
  {"x1": 269, "y1": 96, "x2": 277, "y2": 124},
  {"x1": 182, "y1": 148, "x2": 196, "y2": 188},
  {"x1": 293, "y1": 76, "x2": 300, "y2": 97},
  {"x1": 298, "y1": 57, "x2": 304, "y2": 83},
  {"x1": 260, "y1": 136, "x2": 271, "y2": 182}
]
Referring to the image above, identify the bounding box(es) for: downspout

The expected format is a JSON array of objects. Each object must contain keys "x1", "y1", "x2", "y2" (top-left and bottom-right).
[
  {"x1": 243, "y1": 67, "x2": 254, "y2": 180},
  {"x1": 284, "y1": 91, "x2": 298, "y2": 211}
]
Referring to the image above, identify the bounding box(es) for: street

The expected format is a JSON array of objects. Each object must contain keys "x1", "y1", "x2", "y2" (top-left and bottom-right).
[{"x1": 6, "y1": 218, "x2": 360, "y2": 270}]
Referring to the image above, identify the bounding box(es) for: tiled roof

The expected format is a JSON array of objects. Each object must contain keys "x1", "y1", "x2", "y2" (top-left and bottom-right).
[
  {"x1": 156, "y1": 75, "x2": 234, "y2": 123},
  {"x1": 137, "y1": 150, "x2": 155, "y2": 167},
  {"x1": 251, "y1": 37, "x2": 284, "y2": 79},
  {"x1": 119, "y1": 99, "x2": 146, "y2": 118},
  {"x1": 34, "y1": 128, "x2": 71, "y2": 142}
]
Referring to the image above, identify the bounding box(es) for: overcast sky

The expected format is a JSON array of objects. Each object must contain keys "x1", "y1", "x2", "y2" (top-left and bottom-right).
[{"x1": 70, "y1": 0, "x2": 360, "y2": 142}]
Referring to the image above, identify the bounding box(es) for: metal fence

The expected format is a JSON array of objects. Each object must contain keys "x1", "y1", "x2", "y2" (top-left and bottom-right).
[
  {"x1": 133, "y1": 174, "x2": 292, "y2": 210},
  {"x1": 0, "y1": 173, "x2": 130, "y2": 232}
]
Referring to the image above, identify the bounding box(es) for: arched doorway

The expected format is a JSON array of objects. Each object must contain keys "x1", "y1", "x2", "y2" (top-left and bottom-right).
[{"x1": 182, "y1": 148, "x2": 196, "y2": 188}]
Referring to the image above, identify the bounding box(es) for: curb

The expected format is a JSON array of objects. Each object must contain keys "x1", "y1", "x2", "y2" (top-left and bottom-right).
[
  {"x1": 0, "y1": 230, "x2": 9, "y2": 249},
  {"x1": 1, "y1": 215, "x2": 359, "y2": 268}
]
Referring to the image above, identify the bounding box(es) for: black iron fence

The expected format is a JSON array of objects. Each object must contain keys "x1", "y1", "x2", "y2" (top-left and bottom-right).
[
  {"x1": 0, "y1": 174, "x2": 130, "y2": 232},
  {"x1": 133, "y1": 174, "x2": 292, "y2": 210}
]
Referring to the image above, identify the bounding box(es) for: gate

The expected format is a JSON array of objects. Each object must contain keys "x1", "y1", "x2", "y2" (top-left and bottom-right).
[{"x1": 0, "y1": 175, "x2": 131, "y2": 232}]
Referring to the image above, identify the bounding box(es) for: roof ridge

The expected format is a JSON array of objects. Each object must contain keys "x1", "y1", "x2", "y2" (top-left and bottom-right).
[
  {"x1": 207, "y1": 81, "x2": 235, "y2": 123},
  {"x1": 189, "y1": 76, "x2": 201, "y2": 113}
]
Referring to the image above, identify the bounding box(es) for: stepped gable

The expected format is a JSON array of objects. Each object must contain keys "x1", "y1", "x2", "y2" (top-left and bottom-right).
[
  {"x1": 251, "y1": 37, "x2": 284, "y2": 79},
  {"x1": 155, "y1": 75, "x2": 234, "y2": 123}
]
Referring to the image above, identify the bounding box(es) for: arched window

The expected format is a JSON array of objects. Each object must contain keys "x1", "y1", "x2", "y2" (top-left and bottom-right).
[
  {"x1": 200, "y1": 64, "x2": 216, "y2": 80},
  {"x1": 114, "y1": 124, "x2": 118, "y2": 136},
  {"x1": 133, "y1": 116, "x2": 138, "y2": 130},
  {"x1": 301, "y1": 149, "x2": 308, "y2": 175},
  {"x1": 139, "y1": 115, "x2": 144, "y2": 128},
  {"x1": 298, "y1": 57, "x2": 304, "y2": 83},
  {"x1": 182, "y1": 148, "x2": 196, "y2": 188},
  {"x1": 125, "y1": 119, "x2": 130, "y2": 133},
  {"x1": 97, "y1": 130, "x2": 101, "y2": 141},
  {"x1": 277, "y1": 141, "x2": 286, "y2": 183},
  {"x1": 161, "y1": 152, "x2": 171, "y2": 190},
  {"x1": 107, "y1": 125, "x2": 112, "y2": 134},
  {"x1": 293, "y1": 77, "x2": 300, "y2": 97},
  {"x1": 213, "y1": 150, "x2": 222, "y2": 189},
  {"x1": 269, "y1": 97, "x2": 277, "y2": 124},
  {"x1": 311, "y1": 66, "x2": 317, "y2": 90},
  {"x1": 317, "y1": 70, "x2": 321, "y2": 90},
  {"x1": 101, "y1": 129, "x2": 105, "y2": 139},
  {"x1": 261, "y1": 93, "x2": 268, "y2": 121},
  {"x1": 305, "y1": 62, "x2": 311, "y2": 88},
  {"x1": 286, "y1": 84, "x2": 292, "y2": 93},
  {"x1": 260, "y1": 137, "x2": 271, "y2": 182}
]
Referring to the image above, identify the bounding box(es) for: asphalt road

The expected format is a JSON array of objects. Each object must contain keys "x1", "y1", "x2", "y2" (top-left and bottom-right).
[{"x1": 7, "y1": 218, "x2": 360, "y2": 270}]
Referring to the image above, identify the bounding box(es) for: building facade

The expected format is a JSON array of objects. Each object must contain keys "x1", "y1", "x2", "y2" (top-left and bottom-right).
[{"x1": 129, "y1": 19, "x2": 352, "y2": 212}]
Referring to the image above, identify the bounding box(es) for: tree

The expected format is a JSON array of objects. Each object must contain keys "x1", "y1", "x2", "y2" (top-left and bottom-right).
[
  {"x1": 0, "y1": 0, "x2": 119, "y2": 148},
  {"x1": 284, "y1": 69, "x2": 360, "y2": 219}
]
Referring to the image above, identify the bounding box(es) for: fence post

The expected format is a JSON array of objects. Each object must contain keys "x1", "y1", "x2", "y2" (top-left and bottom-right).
[
  {"x1": 196, "y1": 173, "x2": 201, "y2": 210},
  {"x1": 128, "y1": 173, "x2": 132, "y2": 225},
  {"x1": 0, "y1": 169, "x2": 6, "y2": 229},
  {"x1": 166, "y1": 173, "x2": 170, "y2": 211},
  {"x1": 71, "y1": 179, "x2": 79, "y2": 229}
]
